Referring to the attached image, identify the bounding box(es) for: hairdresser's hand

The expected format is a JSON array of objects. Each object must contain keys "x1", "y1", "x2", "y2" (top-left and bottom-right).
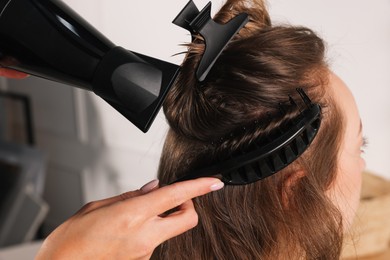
[
  {"x1": 0, "y1": 68, "x2": 28, "y2": 79},
  {"x1": 36, "y1": 178, "x2": 224, "y2": 260}
]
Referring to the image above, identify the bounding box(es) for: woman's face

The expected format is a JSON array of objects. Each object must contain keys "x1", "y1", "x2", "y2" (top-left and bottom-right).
[{"x1": 327, "y1": 72, "x2": 366, "y2": 231}]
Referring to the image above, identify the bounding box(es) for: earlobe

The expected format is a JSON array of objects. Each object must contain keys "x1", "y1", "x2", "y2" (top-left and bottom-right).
[{"x1": 281, "y1": 170, "x2": 306, "y2": 208}]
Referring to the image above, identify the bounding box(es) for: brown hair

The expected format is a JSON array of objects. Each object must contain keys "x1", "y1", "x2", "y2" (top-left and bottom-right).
[{"x1": 153, "y1": 0, "x2": 344, "y2": 259}]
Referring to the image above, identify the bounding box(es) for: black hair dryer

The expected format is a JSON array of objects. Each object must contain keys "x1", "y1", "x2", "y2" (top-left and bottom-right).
[{"x1": 0, "y1": 0, "x2": 180, "y2": 132}]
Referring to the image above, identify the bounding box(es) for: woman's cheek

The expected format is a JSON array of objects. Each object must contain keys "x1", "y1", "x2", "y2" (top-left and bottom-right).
[{"x1": 359, "y1": 157, "x2": 366, "y2": 171}]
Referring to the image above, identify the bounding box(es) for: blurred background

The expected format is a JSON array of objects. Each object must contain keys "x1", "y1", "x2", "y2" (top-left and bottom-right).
[{"x1": 0, "y1": 0, "x2": 389, "y2": 258}]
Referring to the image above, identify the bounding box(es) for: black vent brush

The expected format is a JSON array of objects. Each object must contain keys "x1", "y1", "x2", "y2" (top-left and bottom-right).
[{"x1": 171, "y1": 88, "x2": 322, "y2": 185}]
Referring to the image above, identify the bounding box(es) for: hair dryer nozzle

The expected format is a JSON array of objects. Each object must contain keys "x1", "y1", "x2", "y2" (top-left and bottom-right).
[{"x1": 93, "y1": 47, "x2": 180, "y2": 132}]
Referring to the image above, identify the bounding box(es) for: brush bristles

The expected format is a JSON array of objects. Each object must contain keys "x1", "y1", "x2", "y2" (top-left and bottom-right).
[
  {"x1": 222, "y1": 109, "x2": 321, "y2": 185},
  {"x1": 171, "y1": 90, "x2": 322, "y2": 186}
]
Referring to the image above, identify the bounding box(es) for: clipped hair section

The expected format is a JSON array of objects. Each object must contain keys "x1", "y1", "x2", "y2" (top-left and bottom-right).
[{"x1": 164, "y1": 24, "x2": 327, "y2": 144}]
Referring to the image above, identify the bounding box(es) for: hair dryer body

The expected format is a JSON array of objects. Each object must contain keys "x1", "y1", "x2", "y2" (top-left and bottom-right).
[{"x1": 0, "y1": 0, "x2": 180, "y2": 132}]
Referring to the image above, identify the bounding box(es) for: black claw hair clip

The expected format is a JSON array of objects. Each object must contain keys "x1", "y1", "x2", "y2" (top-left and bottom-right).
[
  {"x1": 173, "y1": 0, "x2": 249, "y2": 82},
  {"x1": 172, "y1": 89, "x2": 322, "y2": 185}
]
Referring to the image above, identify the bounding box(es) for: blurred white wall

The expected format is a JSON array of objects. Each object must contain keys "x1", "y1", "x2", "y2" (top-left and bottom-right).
[
  {"x1": 63, "y1": 0, "x2": 390, "y2": 195},
  {"x1": 268, "y1": 0, "x2": 390, "y2": 179}
]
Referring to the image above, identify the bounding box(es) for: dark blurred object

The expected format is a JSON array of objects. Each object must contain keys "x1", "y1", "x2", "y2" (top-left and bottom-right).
[
  {"x1": 0, "y1": 90, "x2": 47, "y2": 248},
  {"x1": 0, "y1": 91, "x2": 34, "y2": 145},
  {"x1": 0, "y1": 141, "x2": 47, "y2": 248},
  {"x1": 0, "y1": 160, "x2": 22, "y2": 210}
]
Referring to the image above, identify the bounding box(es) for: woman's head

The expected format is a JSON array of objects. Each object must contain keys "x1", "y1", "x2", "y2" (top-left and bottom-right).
[{"x1": 155, "y1": 0, "x2": 364, "y2": 258}]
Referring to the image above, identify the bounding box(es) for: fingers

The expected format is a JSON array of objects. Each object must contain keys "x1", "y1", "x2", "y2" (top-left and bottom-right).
[
  {"x1": 69, "y1": 178, "x2": 224, "y2": 256},
  {"x1": 78, "y1": 180, "x2": 160, "y2": 215},
  {"x1": 135, "y1": 178, "x2": 224, "y2": 218},
  {"x1": 153, "y1": 200, "x2": 199, "y2": 243},
  {"x1": 148, "y1": 179, "x2": 225, "y2": 245},
  {"x1": 0, "y1": 68, "x2": 29, "y2": 79}
]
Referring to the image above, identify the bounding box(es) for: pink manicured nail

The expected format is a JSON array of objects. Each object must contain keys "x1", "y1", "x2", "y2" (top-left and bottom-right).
[
  {"x1": 141, "y1": 179, "x2": 160, "y2": 193},
  {"x1": 210, "y1": 181, "x2": 225, "y2": 191}
]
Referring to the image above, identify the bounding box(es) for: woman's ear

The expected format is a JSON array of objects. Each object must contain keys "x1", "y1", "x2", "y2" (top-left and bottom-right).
[{"x1": 281, "y1": 170, "x2": 306, "y2": 208}]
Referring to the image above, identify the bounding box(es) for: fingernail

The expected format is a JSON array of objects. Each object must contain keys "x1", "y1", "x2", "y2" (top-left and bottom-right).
[
  {"x1": 141, "y1": 179, "x2": 159, "y2": 193},
  {"x1": 210, "y1": 181, "x2": 224, "y2": 191}
]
